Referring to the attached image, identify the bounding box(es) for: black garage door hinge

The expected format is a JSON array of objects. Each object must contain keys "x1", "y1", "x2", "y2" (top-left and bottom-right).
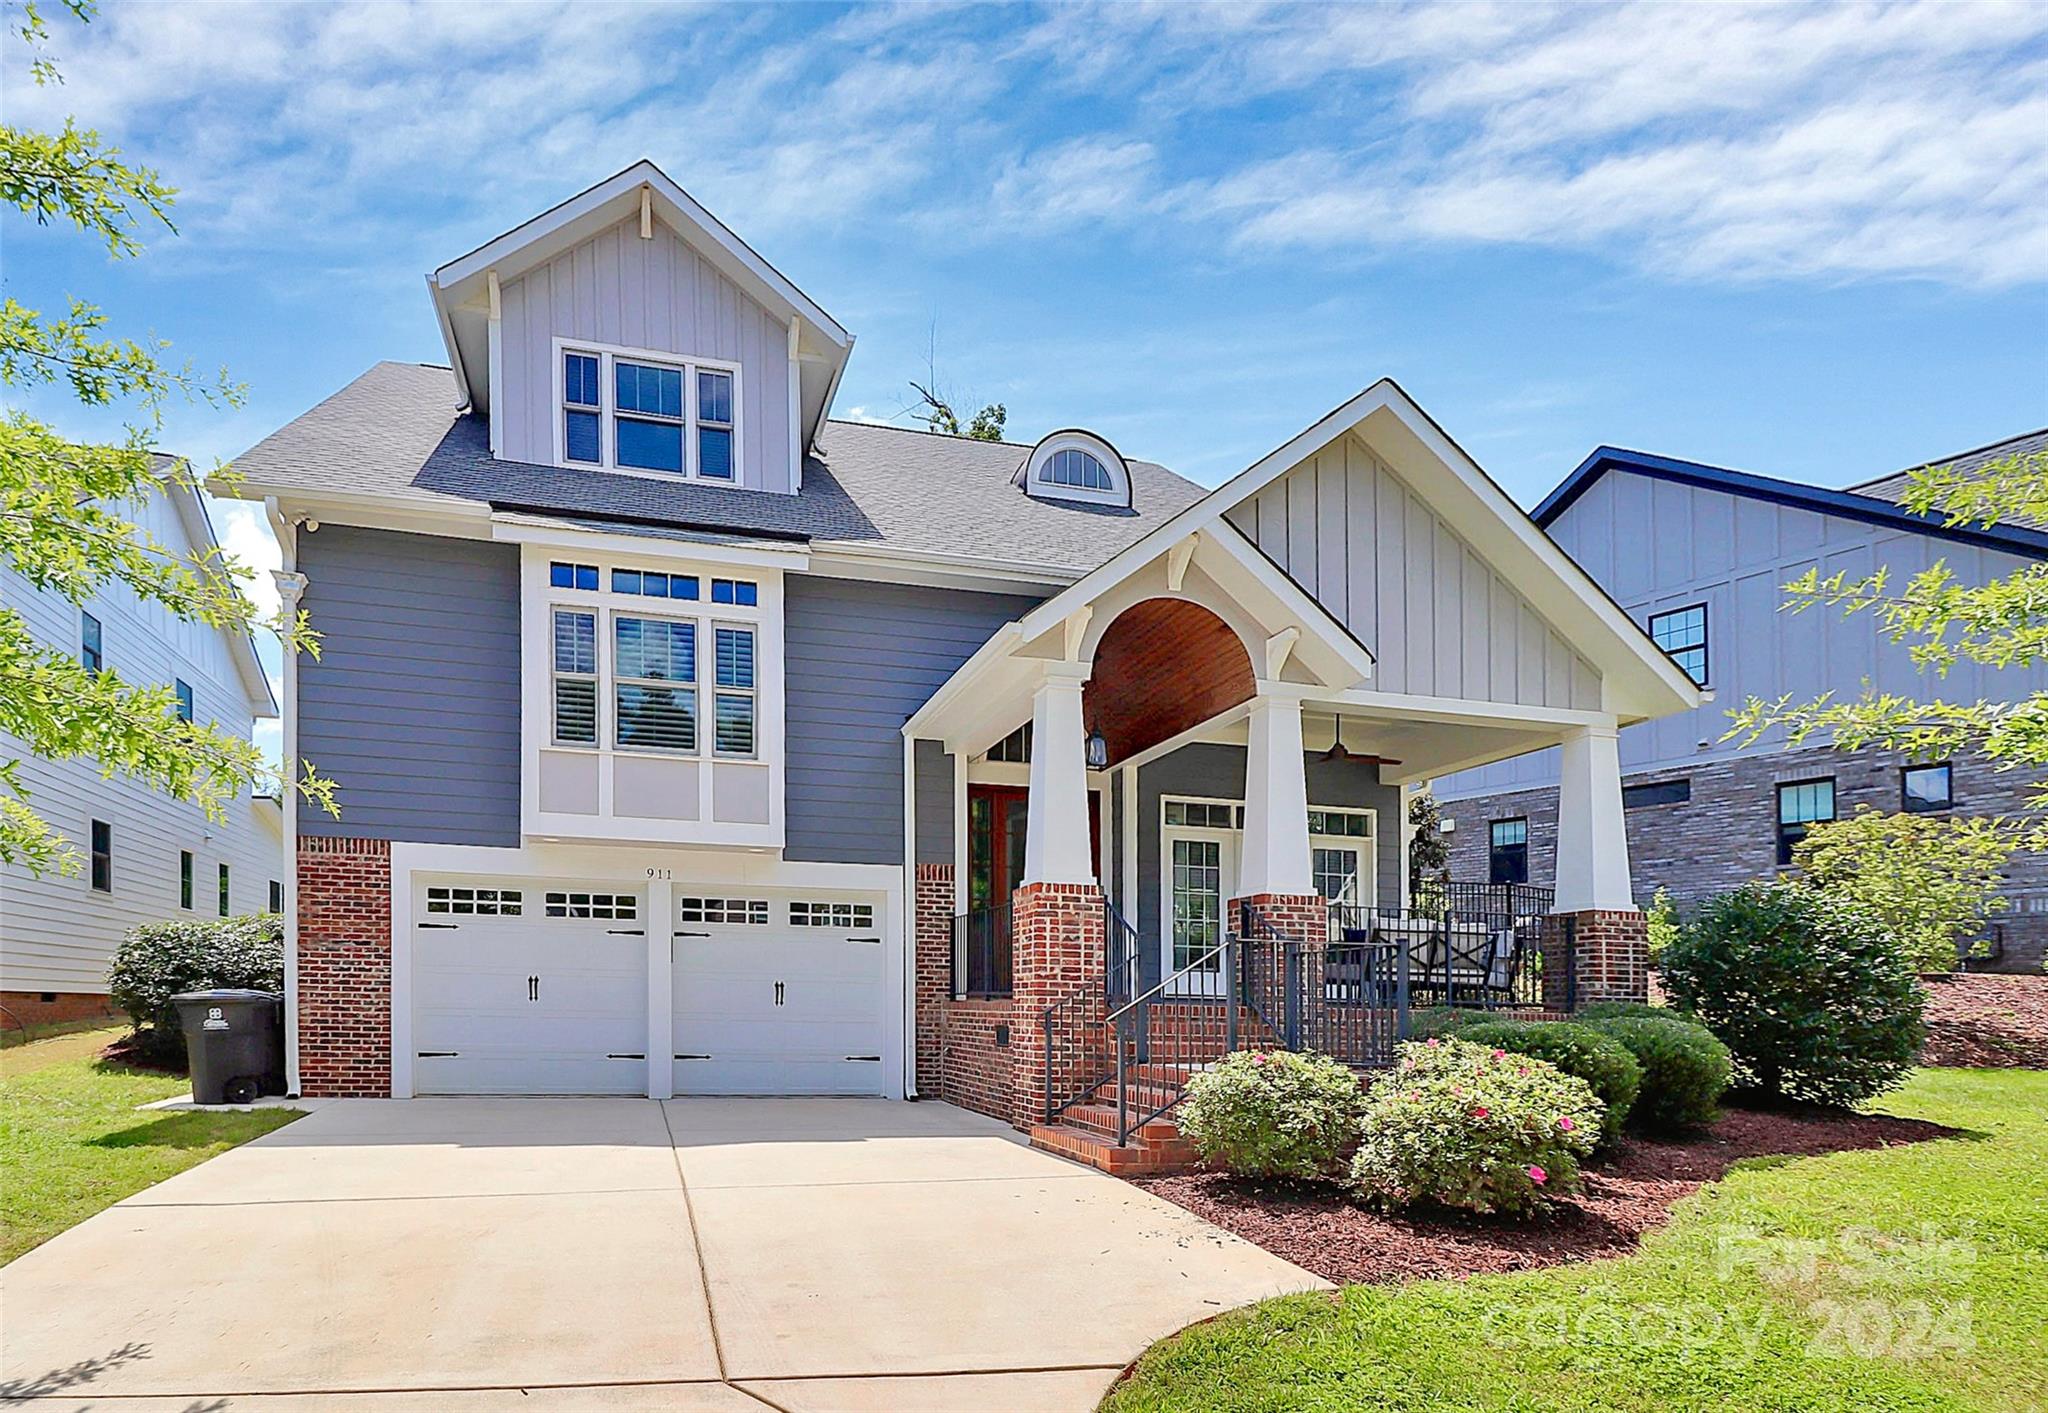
[
  {"x1": 847, "y1": 936, "x2": 881, "y2": 945},
  {"x1": 607, "y1": 928, "x2": 645, "y2": 936},
  {"x1": 417, "y1": 1051, "x2": 458, "y2": 1058},
  {"x1": 674, "y1": 1053, "x2": 711, "y2": 1061},
  {"x1": 418, "y1": 922, "x2": 458, "y2": 930},
  {"x1": 845, "y1": 1055, "x2": 882, "y2": 1062},
  {"x1": 607, "y1": 1053, "x2": 646, "y2": 1060},
  {"x1": 673, "y1": 931, "x2": 710, "y2": 939}
]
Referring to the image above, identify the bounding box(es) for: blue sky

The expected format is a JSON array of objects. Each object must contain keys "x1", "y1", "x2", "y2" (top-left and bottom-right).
[{"x1": 7, "y1": 1, "x2": 2047, "y2": 758}]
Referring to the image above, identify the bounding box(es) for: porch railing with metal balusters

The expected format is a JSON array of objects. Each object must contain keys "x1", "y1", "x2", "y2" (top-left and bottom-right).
[
  {"x1": 1103, "y1": 926, "x2": 1245, "y2": 1145},
  {"x1": 952, "y1": 900, "x2": 1014, "y2": 999},
  {"x1": 1039, "y1": 896, "x2": 1142, "y2": 1123},
  {"x1": 1241, "y1": 900, "x2": 1405, "y2": 1067}
]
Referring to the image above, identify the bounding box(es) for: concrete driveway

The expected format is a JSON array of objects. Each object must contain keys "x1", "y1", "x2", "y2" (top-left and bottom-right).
[{"x1": 0, "y1": 1098, "x2": 1320, "y2": 1411}]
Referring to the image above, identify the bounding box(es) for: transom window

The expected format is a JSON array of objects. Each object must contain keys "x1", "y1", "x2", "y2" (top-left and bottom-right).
[
  {"x1": 552, "y1": 610, "x2": 598, "y2": 745},
  {"x1": 710, "y1": 578, "x2": 758, "y2": 606},
  {"x1": 1902, "y1": 762, "x2": 1953, "y2": 813},
  {"x1": 615, "y1": 616, "x2": 697, "y2": 753},
  {"x1": 613, "y1": 569, "x2": 699, "y2": 600},
  {"x1": 1648, "y1": 604, "x2": 1708, "y2": 686},
  {"x1": 1488, "y1": 818, "x2": 1529, "y2": 885},
  {"x1": 678, "y1": 897, "x2": 768, "y2": 924},
  {"x1": 790, "y1": 900, "x2": 875, "y2": 929},
  {"x1": 557, "y1": 345, "x2": 742, "y2": 482},
  {"x1": 426, "y1": 886, "x2": 524, "y2": 916},
  {"x1": 550, "y1": 561, "x2": 600, "y2": 591},
  {"x1": 545, "y1": 891, "x2": 636, "y2": 919},
  {"x1": 1165, "y1": 800, "x2": 1242, "y2": 830},
  {"x1": 1308, "y1": 809, "x2": 1373, "y2": 838},
  {"x1": 1776, "y1": 778, "x2": 1835, "y2": 865},
  {"x1": 1041, "y1": 447, "x2": 1112, "y2": 490}
]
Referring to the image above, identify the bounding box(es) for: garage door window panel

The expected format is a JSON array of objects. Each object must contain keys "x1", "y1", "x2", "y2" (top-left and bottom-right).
[
  {"x1": 678, "y1": 897, "x2": 768, "y2": 924},
  {"x1": 427, "y1": 885, "x2": 525, "y2": 916},
  {"x1": 544, "y1": 890, "x2": 638, "y2": 920}
]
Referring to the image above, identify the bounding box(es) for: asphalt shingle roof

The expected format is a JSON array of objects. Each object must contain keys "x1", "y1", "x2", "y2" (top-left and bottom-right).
[
  {"x1": 229, "y1": 361, "x2": 1209, "y2": 572},
  {"x1": 1850, "y1": 427, "x2": 2048, "y2": 531}
]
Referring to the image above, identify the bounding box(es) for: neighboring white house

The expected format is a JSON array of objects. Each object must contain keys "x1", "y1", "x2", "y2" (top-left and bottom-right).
[{"x1": 0, "y1": 460, "x2": 283, "y2": 1031}]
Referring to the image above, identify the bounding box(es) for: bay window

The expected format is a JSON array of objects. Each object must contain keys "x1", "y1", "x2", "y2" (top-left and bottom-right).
[{"x1": 556, "y1": 343, "x2": 741, "y2": 482}]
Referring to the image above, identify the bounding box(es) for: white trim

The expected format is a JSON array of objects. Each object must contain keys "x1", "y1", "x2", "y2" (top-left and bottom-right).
[
  {"x1": 900, "y1": 734, "x2": 917, "y2": 1099},
  {"x1": 787, "y1": 318, "x2": 803, "y2": 492},
  {"x1": 387, "y1": 842, "x2": 904, "y2": 1099},
  {"x1": 269, "y1": 526, "x2": 306, "y2": 1095},
  {"x1": 805, "y1": 541, "x2": 1076, "y2": 594},
  {"x1": 1022, "y1": 430, "x2": 1131, "y2": 509},
  {"x1": 490, "y1": 515, "x2": 808, "y2": 571},
  {"x1": 550, "y1": 337, "x2": 746, "y2": 486}
]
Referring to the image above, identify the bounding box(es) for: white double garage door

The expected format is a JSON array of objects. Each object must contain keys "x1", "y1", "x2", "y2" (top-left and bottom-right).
[{"x1": 410, "y1": 881, "x2": 889, "y2": 1096}]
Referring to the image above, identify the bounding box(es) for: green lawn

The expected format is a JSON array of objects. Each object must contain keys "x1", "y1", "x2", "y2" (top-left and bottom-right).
[
  {"x1": 0, "y1": 1026, "x2": 304, "y2": 1265},
  {"x1": 1106, "y1": 1069, "x2": 2047, "y2": 1413}
]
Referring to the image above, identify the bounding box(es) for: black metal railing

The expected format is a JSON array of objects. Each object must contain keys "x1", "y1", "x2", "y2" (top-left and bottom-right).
[
  {"x1": 1105, "y1": 900, "x2": 1142, "y2": 1008},
  {"x1": 1243, "y1": 901, "x2": 1403, "y2": 1067},
  {"x1": 1039, "y1": 896, "x2": 1136, "y2": 1123},
  {"x1": 1411, "y1": 879, "x2": 1556, "y2": 921},
  {"x1": 1328, "y1": 901, "x2": 1569, "y2": 1018},
  {"x1": 952, "y1": 902, "x2": 1013, "y2": 999},
  {"x1": 1104, "y1": 927, "x2": 1244, "y2": 1145}
]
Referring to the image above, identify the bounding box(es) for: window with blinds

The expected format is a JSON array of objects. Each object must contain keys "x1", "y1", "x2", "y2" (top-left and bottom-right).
[
  {"x1": 713, "y1": 625, "x2": 756, "y2": 757},
  {"x1": 615, "y1": 616, "x2": 697, "y2": 753},
  {"x1": 553, "y1": 609, "x2": 597, "y2": 744}
]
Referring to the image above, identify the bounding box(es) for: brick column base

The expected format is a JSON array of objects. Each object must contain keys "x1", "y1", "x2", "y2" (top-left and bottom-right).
[
  {"x1": 1230, "y1": 893, "x2": 1326, "y2": 944},
  {"x1": 1010, "y1": 882, "x2": 1106, "y2": 1130},
  {"x1": 1545, "y1": 908, "x2": 1650, "y2": 1011},
  {"x1": 297, "y1": 837, "x2": 393, "y2": 1098},
  {"x1": 913, "y1": 863, "x2": 952, "y2": 1095}
]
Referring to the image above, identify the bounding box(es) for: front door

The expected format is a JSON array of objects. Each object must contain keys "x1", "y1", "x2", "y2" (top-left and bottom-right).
[
  {"x1": 968, "y1": 785, "x2": 1105, "y2": 912},
  {"x1": 1161, "y1": 814, "x2": 1237, "y2": 996}
]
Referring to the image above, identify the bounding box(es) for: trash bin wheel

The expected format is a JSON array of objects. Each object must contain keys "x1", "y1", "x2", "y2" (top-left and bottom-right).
[{"x1": 223, "y1": 1075, "x2": 260, "y2": 1105}]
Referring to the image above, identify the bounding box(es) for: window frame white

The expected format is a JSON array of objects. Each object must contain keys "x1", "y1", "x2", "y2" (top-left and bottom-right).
[
  {"x1": 1022, "y1": 429, "x2": 1131, "y2": 508},
  {"x1": 550, "y1": 605, "x2": 600, "y2": 749},
  {"x1": 550, "y1": 337, "x2": 745, "y2": 486},
  {"x1": 710, "y1": 621, "x2": 758, "y2": 760},
  {"x1": 611, "y1": 607, "x2": 700, "y2": 757}
]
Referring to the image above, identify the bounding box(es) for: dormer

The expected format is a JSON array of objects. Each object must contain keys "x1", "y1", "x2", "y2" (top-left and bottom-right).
[
  {"x1": 1016, "y1": 429, "x2": 1132, "y2": 509},
  {"x1": 428, "y1": 161, "x2": 855, "y2": 496}
]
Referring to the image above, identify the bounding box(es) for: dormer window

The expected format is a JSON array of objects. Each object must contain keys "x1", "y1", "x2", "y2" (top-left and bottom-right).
[
  {"x1": 1019, "y1": 429, "x2": 1132, "y2": 508},
  {"x1": 554, "y1": 340, "x2": 743, "y2": 483}
]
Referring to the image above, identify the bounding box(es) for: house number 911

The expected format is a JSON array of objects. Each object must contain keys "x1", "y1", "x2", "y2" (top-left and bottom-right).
[{"x1": 645, "y1": 868, "x2": 673, "y2": 880}]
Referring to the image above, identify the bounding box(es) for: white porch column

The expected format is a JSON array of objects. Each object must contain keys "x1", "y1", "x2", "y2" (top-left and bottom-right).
[
  {"x1": 1553, "y1": 723, "x2": 1636, "y2": 912},
  {"x1": 1022, "y1": 664, "x2": 1096, "y2": 885},
  {"x1": 1237, "y1": 691, "x2": 1313, "y2": 898}
]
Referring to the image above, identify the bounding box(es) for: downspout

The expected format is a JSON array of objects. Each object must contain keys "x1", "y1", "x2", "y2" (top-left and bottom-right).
[
  {"x1": 901, "y1": 732, "x2": 919, "y2": 1099},
  {"x1": 266, "y1": 498, "x2": 307, "y2": 1096}
]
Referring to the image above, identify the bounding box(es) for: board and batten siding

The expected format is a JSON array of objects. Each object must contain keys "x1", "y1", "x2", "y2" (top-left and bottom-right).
[
  {"x1": 1225, "y1": 434, "x2": 1601, "y2": 712},
  {"x1": 2, "y1": 492, "x2": 279, "y2": 994},
  {"x1": 297, "y1": 526, "x2": 522, "y2": 846},
  {"x1": 785, "y1": 576, "x2": 1041, "y2": 866},
  {"x1": 496, "y1": 214, "x2": 797, "y2": 492},
  {"x1": 1438, "y1": 468, "x2": 2048, "y2": 797}
]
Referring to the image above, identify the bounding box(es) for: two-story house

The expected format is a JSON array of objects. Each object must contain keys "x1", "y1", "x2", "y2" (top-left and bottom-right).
[
  {"x1": 2, "y1": 458, "x2": 283, "y2": 1031},
  {"x1": 1438, "y1": 434, "x2": 2048, "y2": 971},
  {"x1": 223, "y1": 161, "x2": 1701, "y2": 1152}
]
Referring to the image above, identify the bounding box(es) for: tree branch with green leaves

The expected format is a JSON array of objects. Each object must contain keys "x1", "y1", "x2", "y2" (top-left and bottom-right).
[
  {"x1": 0, "y1": 0, "x2": 336, "y2": 872},
  {"x1": 1726, "y1": 447, "x2": 2048, "y2": 844}
]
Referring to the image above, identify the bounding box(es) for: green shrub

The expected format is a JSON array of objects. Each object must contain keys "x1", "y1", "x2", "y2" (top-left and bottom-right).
[
  {"x1": 1409, "y1": 1007, "x2": 1491, "y2": 1039},
  {"x1": 1660, "y1": 881, "x2": 1926, "y2": 1106},
  {"x1": 107, "y1": 914, "x2": 283, "y2": 1066},
  {"x1": 1577, "y1": 1000, "x2": 1707, "y2": 1028},
  {"x1": 1178, "y1": 1049, "x2": 1365, "y2": 1181},
  {"x1": 1645, "y1": 887, "x2": 1680, "y2": 965},
  {"x1": 1587, "y1": 1016, "x2": 1731, "y2": 1133},
  {"x1": 1454, "y1": 1020, "x2": 1642, "y2": 1148},
  {"x1": 1351, "y1": 1037, "x2": 1602, "y2": 1217}
]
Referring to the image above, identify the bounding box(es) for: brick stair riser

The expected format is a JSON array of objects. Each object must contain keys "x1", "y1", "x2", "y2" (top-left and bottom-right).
[
  {"x1": 1028, "y1": 1125, "x2": 1197, "y2": 1177},
  {"x1": 1059, "y1": 1105, "x2": 1182, "y2": 1143}
]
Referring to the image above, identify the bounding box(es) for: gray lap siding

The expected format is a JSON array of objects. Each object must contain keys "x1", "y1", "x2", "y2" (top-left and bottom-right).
[
  {"x1": 784, "y1": 576, "x2": 1040, "y2": 866},
  {"x1": 297, "y1": 526, "x2": 522, "y2": 846}
]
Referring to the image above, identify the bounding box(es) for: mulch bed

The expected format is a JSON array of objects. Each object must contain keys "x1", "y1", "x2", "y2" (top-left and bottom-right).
[
  {"x1": 1918, "y1": 973, "x2": 2048, "y2": 1069},
  {"x1": 1133, "y1": 1105, "x2": 1955, "y2": 1286}
]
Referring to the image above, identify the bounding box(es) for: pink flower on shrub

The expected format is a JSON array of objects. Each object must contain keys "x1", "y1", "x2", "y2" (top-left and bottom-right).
[
  {"x1": 1491, "y1": 1049, "x2": 1507, "y2": 1061},
  {"x1": 1426, "y1": 1037, "x2": 1441, "y2": 1048},
  {"x1": 1251, "y1": 1052, "x2": 1269, "y2": 1066},
  {"x1": 1516, "y1": 1065, "x2": 1530, "y2": 1076},
  {"x1": 1557, "y1": 1116, "x2": 1575, "y2": 1132},
  {"x1": 1472, "y1": 1106, "x2": 1489, "y2": 1119},
  {"x1": 1527, "y1": 1165, "x2": 1548, "y2": 1185}
]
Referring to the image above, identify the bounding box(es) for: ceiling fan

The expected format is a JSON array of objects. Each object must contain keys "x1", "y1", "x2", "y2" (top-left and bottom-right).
[{"x1": 1318, "y1": 715, "x2": 1401, "y2": 768}]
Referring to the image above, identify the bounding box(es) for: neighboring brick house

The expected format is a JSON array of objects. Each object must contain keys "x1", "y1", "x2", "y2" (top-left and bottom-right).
[
  {"x1": 220, "y1": 160, "x2": 1702, "y2": 1165},
  {"x1": 1437, "y1": 433, "x2": 2048, "y2": 971}
]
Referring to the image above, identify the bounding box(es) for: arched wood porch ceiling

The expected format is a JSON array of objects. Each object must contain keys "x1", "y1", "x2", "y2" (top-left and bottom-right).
[{"x1": 1082, "y1": 597, "x2": 1255, "y2": 770}]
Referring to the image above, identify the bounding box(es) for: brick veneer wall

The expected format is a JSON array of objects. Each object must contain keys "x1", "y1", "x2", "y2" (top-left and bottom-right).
[
  {"x1": 0, "y1": 990, "x2": 120, "y2": 1031},
  {"x1": 918, "y1": 863, "x2": 1026, "y2": 1127},
  {"x1": 1545, "y1": 909, "x2": 1650, "y2": 1010},
  {"x1": 1009, "y1": 883, "x2": 1106, "y2": 1130},
  {"x1": 913, "y1": 863, "x2": 952, "y2": 1093},
  {"x1": 1441, "y1": 744, "x2": 2047, "y2": 971},
  {"x1": 296, "y1": 837, "x2": 392, "y2": 1098}
]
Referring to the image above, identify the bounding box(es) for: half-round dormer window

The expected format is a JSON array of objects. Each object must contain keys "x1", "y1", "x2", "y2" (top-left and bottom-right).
[
  {"x1": 1043, "y1": 448, "x2": 1113, "y2": 491},
  {"x1": 1019, "y1": 430, "x2": 1132, "y2": 508}
]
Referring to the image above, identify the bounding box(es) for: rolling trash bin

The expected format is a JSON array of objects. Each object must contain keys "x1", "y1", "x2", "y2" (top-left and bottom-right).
[{"x1": 171, "y1": 989, "x2": 285, "y2": 1104}]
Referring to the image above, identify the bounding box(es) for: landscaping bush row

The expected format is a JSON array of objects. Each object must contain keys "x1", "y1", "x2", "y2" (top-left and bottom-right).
[{"x1": 107, "y1": 914, "x2": 284, "y2": 1066}]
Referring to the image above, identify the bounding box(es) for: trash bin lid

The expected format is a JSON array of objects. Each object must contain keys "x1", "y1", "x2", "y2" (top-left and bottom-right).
[{"x1": 170, "y1": 989, "x2": 283, "y2": 1005}]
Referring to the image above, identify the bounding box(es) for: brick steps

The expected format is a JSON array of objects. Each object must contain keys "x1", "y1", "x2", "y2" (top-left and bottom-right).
[{"x1": 1028, "y1": 1073, "x2": 1199, "y2": 1176}]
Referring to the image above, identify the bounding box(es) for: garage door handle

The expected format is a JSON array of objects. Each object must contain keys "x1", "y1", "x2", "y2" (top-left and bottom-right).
[
  {"x1": 528, "y1": 975, "x2": 539, "y2": 1002},
  {"x1": 773, "y1": 981, "x2": 786, "y2": 1006}
]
